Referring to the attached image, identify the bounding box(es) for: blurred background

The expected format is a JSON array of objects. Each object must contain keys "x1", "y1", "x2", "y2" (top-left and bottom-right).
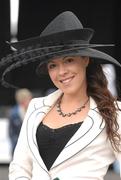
[{"x1": 0, "y1": 0, "x2": 121, "y2": 179}]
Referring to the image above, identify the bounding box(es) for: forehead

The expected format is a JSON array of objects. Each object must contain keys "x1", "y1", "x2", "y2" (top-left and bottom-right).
[{"x1": 48, "y1": 55, "x2": 80, "y2": 63}]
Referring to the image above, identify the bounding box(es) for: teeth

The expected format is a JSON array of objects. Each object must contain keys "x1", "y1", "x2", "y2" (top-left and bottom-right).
[
  {"x1": 61, "y1": 77, "x2": 72, "y2": 83},
  {"x1": 62, "y1": 79, "x2": 70, "y2": 83}
]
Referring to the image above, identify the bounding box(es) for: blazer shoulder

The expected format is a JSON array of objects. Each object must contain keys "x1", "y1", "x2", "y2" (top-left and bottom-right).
[{"x1": 28, "y1": 96, "x2": 44, "y2": 109}]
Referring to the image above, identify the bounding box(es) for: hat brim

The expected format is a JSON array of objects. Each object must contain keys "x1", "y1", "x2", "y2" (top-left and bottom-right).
[
  {"x1": 36, "y1": 47, "x2": 121, "y2": 75},
  {"x1": 1, "y1": 46, "x2": 121, "y2": 88}
]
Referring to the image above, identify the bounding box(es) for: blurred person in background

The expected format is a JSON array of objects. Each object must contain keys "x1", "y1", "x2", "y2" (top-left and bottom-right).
[{"x1": 8, "y1": 88, "x2": 33, "y2": 156}]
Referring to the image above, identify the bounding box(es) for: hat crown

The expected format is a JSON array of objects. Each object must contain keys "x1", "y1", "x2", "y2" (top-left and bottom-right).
[{"x1": 41, "y1": 11, "x2": 84, "y2": 37}]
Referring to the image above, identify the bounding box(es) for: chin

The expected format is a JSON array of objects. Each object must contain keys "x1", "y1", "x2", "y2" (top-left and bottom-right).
[{"x1": 62, "y1": 87, "x2": 78, "y2": 95}]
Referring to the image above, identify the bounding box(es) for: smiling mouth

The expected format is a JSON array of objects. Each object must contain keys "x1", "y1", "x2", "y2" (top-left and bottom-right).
[{"x1": 60, "y1": 76, "x2": 74, "y2": 84}]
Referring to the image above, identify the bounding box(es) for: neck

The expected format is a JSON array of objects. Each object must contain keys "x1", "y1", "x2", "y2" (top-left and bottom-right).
[
  {"x1": 61, "y1": 92, "x2": 88, "y2": 105},
  {"x1": 61, "y1": 81, "x2": 88, "y2": 103}
]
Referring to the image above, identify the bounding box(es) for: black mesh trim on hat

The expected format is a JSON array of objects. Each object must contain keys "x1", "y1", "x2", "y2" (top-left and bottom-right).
[
  {"x1": 0, "y1": 42, "x2": 112, "y2": 68},
  {"x1": 1, "y1": 42, "x2": 120, "y2": 88}
]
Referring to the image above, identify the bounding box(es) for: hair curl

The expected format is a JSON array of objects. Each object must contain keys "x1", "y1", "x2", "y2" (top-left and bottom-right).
[{"x1": 86, "y1": 60, "x2": 121, "y2": 152}]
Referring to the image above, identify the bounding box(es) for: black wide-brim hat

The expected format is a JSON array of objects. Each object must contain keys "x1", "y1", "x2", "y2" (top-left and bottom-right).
[{"x1": 0, "y1": 11, "x2": 121, "y2": 88}]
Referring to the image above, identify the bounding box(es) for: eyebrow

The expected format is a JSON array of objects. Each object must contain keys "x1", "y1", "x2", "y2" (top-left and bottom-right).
[{"x1": 48, "y1": 56, "x2": 74, "y2": 63}]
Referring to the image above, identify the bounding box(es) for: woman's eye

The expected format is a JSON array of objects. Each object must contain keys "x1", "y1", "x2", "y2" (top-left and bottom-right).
[
  {"x1": 48, "y1": 63, "x2": 56, "y2": 69},
  {"x1": 65, "y1": 58, "x2": 74, "y2": 63}
]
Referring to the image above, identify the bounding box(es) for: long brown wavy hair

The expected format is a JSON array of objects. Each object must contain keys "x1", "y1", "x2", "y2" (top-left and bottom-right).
[{"x1": 86, "y1": 60, "x2": 121, "y2": 152}]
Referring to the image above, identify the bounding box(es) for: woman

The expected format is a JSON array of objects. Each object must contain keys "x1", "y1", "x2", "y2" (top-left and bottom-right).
[{"x1": 1, "y1": 11, "x2": 121, "y2": 180}]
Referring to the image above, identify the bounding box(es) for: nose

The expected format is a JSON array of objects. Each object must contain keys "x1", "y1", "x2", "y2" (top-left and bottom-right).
[{"x1": 58, "y1": 64, "x2": 68, "y2": 75}]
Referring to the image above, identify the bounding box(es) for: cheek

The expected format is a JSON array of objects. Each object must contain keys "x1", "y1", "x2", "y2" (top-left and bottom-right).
[
  {"x1": 48, "y1": 71, "x2": 56, "y2": 82},
  {"x1": 77, "y1": 66, "x2": 87, "y2": 79}
]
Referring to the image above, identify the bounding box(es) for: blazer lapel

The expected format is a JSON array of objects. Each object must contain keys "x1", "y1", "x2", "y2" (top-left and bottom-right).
[
  {"x1": 26, "y1": 90, "x2": 63, "y2": 172},
  {"x1": 52, "y1": 97, "x2": 105, "y2": 168}
]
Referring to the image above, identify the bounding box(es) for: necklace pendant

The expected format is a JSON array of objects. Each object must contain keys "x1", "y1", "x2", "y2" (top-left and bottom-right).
[
  {"x1": 57, "y1": 109, "x2": 61, "y2": 112},
  {"x1": 67, "y1": 113, "x2": 71, "y2": 117},
  {"x1": 81, "y1": 105, "x2": 85, "y2": 109},
  {"x1": 59, "y1": 112, "x2": 63, "y2": 116},
  {"x1": 62, "y1": 114, "x2": 66, "y2": 117}
]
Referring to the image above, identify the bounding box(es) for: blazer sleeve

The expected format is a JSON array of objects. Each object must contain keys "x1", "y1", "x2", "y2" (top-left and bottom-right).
[{"x1": 9, "y1": 98, "x2": 36, "y2": 180}]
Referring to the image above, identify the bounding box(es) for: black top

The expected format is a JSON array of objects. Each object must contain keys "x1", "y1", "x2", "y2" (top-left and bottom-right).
[{"x1": 36, "y1": 121, "x2": 82, "y2": 170}]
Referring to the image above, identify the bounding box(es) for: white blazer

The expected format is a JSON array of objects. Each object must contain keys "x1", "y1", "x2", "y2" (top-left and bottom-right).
[{"x1": 9, "y1": 89, "x2": 121, "y2": 180}]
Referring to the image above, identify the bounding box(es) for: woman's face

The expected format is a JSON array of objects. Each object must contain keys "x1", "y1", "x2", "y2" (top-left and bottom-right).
[{"x1": 47, "y1": 56, "x2": 89, "y2": 95}]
